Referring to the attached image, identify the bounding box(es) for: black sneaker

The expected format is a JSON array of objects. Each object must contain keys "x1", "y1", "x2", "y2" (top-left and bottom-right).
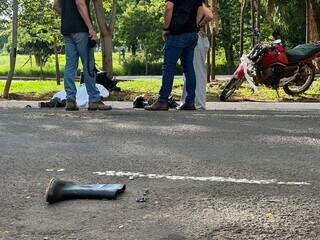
[{"x1": 177, "y1": 102, "x2": 196, "y2": 111}]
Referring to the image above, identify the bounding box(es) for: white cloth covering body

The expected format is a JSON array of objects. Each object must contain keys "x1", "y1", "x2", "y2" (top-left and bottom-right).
[{"x1": 53, "y1": 84, "x2": 109, "y2": 107}]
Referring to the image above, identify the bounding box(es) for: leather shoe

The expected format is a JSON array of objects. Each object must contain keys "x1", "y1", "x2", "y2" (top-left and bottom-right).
[
  {"x1": 65, "y1": 99, "x2": 79, "y2": 111},
  {"x1": 177, "y1": 102, "x2": 196, "y2": 111},
  {"x1": 144, "y1": 101, "x2": 169, "y2": 111}
]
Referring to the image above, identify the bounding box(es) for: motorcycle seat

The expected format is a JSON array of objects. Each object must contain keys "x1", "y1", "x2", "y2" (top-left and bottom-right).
[{"x1": 287, "y1": 43, "x2": 320, "y2": 63}]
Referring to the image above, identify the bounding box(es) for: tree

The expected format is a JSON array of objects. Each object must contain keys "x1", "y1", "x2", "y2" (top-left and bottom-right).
[
  {"x1": 115, "y1": 0, "x2": 164, "y2": 74},
  {"x1": 3, "y1": 0, "x2": 18, "y2": 98},
  {"x1": 93, "y1": 0, "x2": 117, "y2": 77},
  {"x1": 218, "y1": 0, "x2": 240, "y2": 74}
]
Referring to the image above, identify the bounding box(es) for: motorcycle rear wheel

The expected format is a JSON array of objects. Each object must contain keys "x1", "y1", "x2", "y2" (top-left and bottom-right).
[
  {"x1": 220, "y1": 77, "x2": 241, "y2": 102},
  {"x1": 283, "y1": 64, "x2": 315, "y2": 96}
]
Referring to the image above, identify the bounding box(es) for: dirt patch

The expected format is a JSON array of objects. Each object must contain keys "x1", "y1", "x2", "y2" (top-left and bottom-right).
[{"x1": 1, "y1": 90, "x2": 320, "y2": 103}]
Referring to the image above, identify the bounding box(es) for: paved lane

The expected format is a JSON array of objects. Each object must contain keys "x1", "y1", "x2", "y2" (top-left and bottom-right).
[{"x1": 0, "y1": 109, "x2": 319, "y2": 239}]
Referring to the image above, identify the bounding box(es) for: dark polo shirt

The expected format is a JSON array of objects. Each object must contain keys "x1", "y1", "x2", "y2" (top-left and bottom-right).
[
  {"x1": 167, "y1": 0, "x2": 203, "y2": 35},
  {"x1": 61, "y1": 0, "x2": 89, "y2": 35}
]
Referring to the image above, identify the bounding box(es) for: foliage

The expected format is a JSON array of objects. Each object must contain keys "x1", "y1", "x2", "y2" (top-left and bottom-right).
[
  {"x1": 2, "y1": 0, "x2": 320, "y2": 76},
  {"x1": 16, "y1": 0, "x2": 62, "y2": 66},
  {"x1": 0, "y1": 20, "x2": 10, "y2": 52},
  {"x1": 115, "y1": 0, "x2": 164, "y2": 62}
]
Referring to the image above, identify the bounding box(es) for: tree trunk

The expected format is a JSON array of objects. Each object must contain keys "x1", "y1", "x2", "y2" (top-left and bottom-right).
[
  {"x1": 306, "y1": 0, "x2": 310, "y2": 43},
  {"x1": 211, "y1": 31, "x2": 216, "y2": 81},
  {"x1": 239, "y1": 0, "x2": 246, "y2": 57},
  {"x1": 145, "y1": 51, "x2": 149, "y2": 75},
  {"x1": 225, "y1": 44, "x2": 235, "y2": 74},
  {"x1": 54, "y1": 41, "x2": 61, "y2": 85},
  {"x1": 93, "y1": 0, "x2": 117, "y2": 77},
  {"x1": 34, "y1": 53, "x2": 42, "y2": 66},
  {"x1": 3, "y1": 0, "x2": 18, "y2": 98},
  {"x1": 207, "y1": 33, "x2": 211, "y2": 82},
  {"x1": 256, "y1": 0, "x2": 260, "y2": 32},
  {"x1": 307, "y1": 0, "x2": 318, "y2": 41},
  {"x1": 100, "y1": 29, "x2": 113, "y2": 76},
  {"x1": 251, "y1": 0, "x2": 256, "y2": 47},
  {"x1": 40, "y1": 57, "x2": 44, "y2": 80}
]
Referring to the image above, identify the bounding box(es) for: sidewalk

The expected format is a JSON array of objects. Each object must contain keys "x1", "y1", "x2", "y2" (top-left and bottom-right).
[{"x1": 1, "y1": 100, "x2": 320, "y2": 111}]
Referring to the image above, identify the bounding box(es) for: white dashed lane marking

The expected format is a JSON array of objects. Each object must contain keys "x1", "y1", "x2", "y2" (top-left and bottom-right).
[{"x1": 93, "y1": 171, "x2": 311, "y2": 186}]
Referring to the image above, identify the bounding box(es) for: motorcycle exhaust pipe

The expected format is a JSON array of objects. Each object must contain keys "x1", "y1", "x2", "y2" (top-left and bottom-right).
[{"x1": 44, "y1": 178, "x2": 126, "y2": 204}]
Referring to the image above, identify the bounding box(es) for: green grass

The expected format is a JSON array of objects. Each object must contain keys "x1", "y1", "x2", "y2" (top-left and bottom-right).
[
  {"x1": 0, "y1": 51, "x2": 230, "y2": 77},
  {"x1": 0, "y1": 80, "x2": 65, "y2": 93},
  {"x1": 1, "y1": 78, "x2": 319, "y2": 102},
  {"x1": 0, "y1": 53, "x2": 125, "y2": 77}
]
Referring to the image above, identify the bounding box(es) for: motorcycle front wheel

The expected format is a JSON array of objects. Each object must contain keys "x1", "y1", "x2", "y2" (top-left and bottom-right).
[
  {"x1": 220, "y1": 77, "x2": 241, "y2": 102},
  {"x1": 283, "y1": 64, "x2": 315, "y2": 96}
]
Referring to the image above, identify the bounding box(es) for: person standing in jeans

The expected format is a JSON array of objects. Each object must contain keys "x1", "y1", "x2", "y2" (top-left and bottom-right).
[
  {"x1": 145, "y1": 0, "x2": 203, "y2": 111},
  {"x1": 180, "y1": 2, "x2": 213, "y2": 110},
  {"x1": 53, "y1": 0, "x2": 111, "y2": 111}
]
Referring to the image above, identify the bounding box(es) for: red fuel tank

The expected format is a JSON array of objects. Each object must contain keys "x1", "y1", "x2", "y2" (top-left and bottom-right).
[{"x1": 262, "y1": 45, "x2": 289, "y2": 66}]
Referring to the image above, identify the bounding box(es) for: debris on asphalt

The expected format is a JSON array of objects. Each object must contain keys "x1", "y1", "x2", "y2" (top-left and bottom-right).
[
  {"x1": 57, "y1": 169, "x2": 65, "y2": 172},
  {"x1": 129, "y1": 176, "x2": 134, "y2": 180},
  {"x1": 45, "y1": 169, "x2": 54, "y2": 172},
  {"x1": 136, "y1": 189, "x2": 150, "y2": 203},
  {"x1": 118, "y1": 225, "x2": 124, "y2": 229},
  {"x1": 136, "y1": 197, "x2": 148, "y2": 203}
]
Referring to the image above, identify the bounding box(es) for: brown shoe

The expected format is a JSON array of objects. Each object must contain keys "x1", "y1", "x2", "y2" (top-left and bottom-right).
[
  {"x1": 144, "y1": 101, "x2": 169, "y2": 111},
  {"x1": 177, "y1": 102, "x2": 196, "y2": 111},
  {"x1": 65, "y1": 99, "x2": 79, "y2": 111},
  {"x1": 88, "y1": 101, "x2": 112, "y2": 111}
]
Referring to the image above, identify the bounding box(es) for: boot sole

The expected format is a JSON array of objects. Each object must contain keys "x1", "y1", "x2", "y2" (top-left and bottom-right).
[
  {"x1": 88, "y1": 108, "x2": 112, "y2": 111},
  {"x1": 144, "y1": 108, "x2": 169, "y2": 111}
]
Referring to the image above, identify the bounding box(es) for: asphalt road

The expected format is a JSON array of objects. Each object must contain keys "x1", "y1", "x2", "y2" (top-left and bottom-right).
[{"x1": 0, "y1": 108, "x2": 320, "y2": 240}]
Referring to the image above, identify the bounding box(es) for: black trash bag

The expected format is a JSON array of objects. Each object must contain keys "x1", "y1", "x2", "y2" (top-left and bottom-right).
[
  {"x1": 39, "y1": 97, "x2": 66, "y2": 108},
  {"x1": 80, "y1": 68, "x2": 118, "y2": 91},
  {"x1": 133, "y1": 95, "x2": 149, "y2": 108},
  {"x1": 133, "y1": 95, "x2": 178, "y2": 109},
  {"x1": 168, "y1": 96, "x2": 178, "y2": 109}
]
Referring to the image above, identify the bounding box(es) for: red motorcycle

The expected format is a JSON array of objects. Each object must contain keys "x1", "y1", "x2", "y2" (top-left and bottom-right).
[{"x1": 220, "y1": 39, "x2": 320, "y2": 101}]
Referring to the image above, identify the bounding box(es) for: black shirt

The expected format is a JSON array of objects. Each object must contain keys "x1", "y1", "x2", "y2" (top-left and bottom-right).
[
  {"x1": 167, "y1": 0, "x2": 203, "y2": 35},
  {"x1": 61, "y1": 0, "x2": 89, "y2": 35}
]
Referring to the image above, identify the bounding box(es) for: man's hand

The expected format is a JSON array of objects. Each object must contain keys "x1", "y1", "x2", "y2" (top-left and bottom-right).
[
  {"x1": 89, "y1": 27, "x2": 97, "y2": 41},
  {"x1": 53, "y1": 0, "x2": 61, "y2": 15},
  {"x1": 197, "y1": 4, "x2": 214, "y2": 28},
  {"x1": 76, "y1": 0, "x2": 97, "y2": 39},
  {"x1": 162, "y1": 30, "x2": 170, "y2": 41}
]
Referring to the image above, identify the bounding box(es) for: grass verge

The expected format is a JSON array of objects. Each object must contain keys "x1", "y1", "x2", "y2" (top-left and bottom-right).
[{"x1": 0, "y1": 79, "x2": 319, "y2": 102}]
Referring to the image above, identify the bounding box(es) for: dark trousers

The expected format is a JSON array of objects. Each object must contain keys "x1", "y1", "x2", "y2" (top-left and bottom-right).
[{"x1": 159, "y1": 32, "x2": 198, "y2": 103}]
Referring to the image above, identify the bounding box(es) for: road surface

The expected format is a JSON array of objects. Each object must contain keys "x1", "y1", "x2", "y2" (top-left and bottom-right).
[{"x1": 0, "y1": 106, "x2": 320, "y2": 239}]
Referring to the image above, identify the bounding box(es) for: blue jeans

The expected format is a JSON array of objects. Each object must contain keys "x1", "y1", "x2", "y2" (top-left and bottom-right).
[
  {"x1": 63, "y1": 32, "x2": 100, "y2": 103},
  {"x1": 159, "y1": 32, "x2": 198, "y2": 103}
]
